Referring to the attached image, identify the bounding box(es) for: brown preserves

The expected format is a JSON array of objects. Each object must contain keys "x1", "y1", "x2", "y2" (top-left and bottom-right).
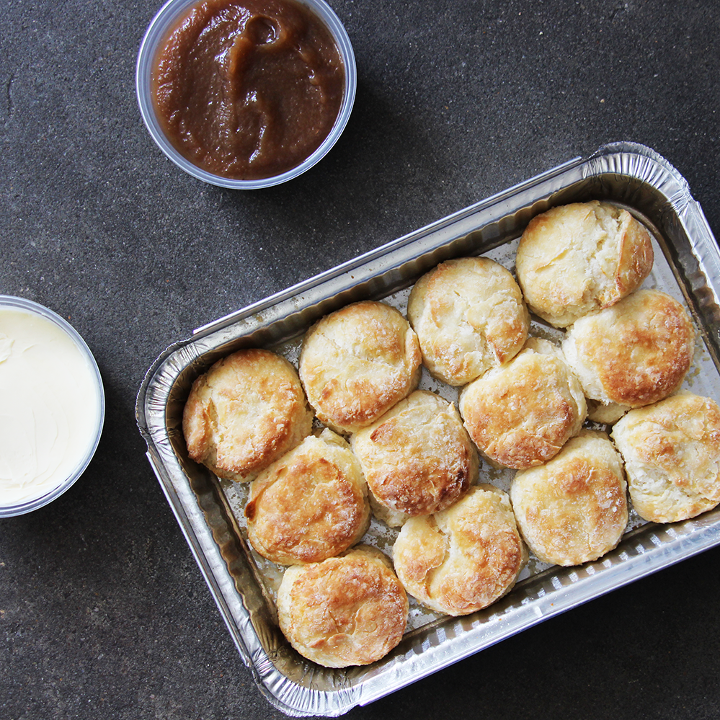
[{"x1": 152, "y1": 0, "x2": 345, "y2": 180}]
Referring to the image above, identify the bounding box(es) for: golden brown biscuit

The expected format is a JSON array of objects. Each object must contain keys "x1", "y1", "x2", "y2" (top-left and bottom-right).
[
  {"x1": 393, "y1": 485, "x2": 527, "y2": 616},
  {"x1": 611, "y1": 393, "x2": 720, "y2": 523},
  {"x1": 351, "y1": 390, "x2": 477, "y2": 527},
  {"x1": 509, "y1": 431, "x2": 628, "y2": 566},
  {"x1": 562, "y1": 289, "x2": 695, "y2": 408},
  {"x1": 245, "y1": 430, "x2": 370, "y2": 565},
  {"x1": 407, "y1": 257, "x2": 529, "y2": 386},
  {"x1": 299, "y1": 301, "x2": 422, "y2": 434},
  {"x1": 516, "y1": 201, "x2": 654, "y2": 327},
  {"x1": 277, "y1": 547, "x2": 408, "y2": 667},
  {"x1": 182, "y1": 348, "x2": 313, "y2": 482},
  {"x1": 459, "y1": 338, "x2": 586, "y2": 469}
]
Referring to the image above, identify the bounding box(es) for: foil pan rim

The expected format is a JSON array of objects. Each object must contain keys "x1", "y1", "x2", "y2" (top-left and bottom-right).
[{"x1": 135, "y1": 141, "x2": 720, "y2": 716}]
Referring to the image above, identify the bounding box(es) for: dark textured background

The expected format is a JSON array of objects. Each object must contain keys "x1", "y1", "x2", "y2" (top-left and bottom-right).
[{"x1": 2, "y1": 0, "x2": 720, "y2": 718}]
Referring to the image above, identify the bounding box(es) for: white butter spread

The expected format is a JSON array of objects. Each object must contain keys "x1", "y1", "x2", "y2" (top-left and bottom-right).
[{"x1": 0, "y1": 307, "x2": 101, "y2": 507}]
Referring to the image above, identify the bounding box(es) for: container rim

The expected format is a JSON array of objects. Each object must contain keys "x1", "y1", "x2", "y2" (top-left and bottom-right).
[
  {"x1": 135, "y1": 142, "x2": 720, "y2": 716},
  {"x1": 0, "y1": 295, "x2": 106, "y2": 517},
  {"x1": 135, "y1": 0, "x2": 357, "y2": 189}
]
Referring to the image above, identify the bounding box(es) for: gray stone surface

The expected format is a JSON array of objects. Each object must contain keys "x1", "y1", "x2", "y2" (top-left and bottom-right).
[{"x1": 1, "y1": 0, "x2": 719, "y2": 717}]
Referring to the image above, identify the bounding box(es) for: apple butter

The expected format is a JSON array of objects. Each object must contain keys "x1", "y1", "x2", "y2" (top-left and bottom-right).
[{"x1": 152, "y1": 0, "x2": 345, "y2": 180}]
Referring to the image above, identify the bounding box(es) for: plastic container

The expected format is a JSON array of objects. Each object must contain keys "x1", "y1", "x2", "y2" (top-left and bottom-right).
[
  {"x1": 0, "y1": 296, "x2": 105, "y2": 517},
  {"x1": 136, "y1": 0, "x2": 357, "y2": 189}
]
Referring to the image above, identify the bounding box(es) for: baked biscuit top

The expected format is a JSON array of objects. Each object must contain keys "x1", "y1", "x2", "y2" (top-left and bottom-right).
[
  {"x1": 182, "y1": 348, "x2": 312, "y2": 482},
  {"x1": 408, "y1": 257, "x2": 529, "y2": 386},
  {"x1": 299, "y1": 301, "x2": 422, "y2": 434},
  {"x1": 516, "y1": 201, "x2": 654, "y2": 327}
]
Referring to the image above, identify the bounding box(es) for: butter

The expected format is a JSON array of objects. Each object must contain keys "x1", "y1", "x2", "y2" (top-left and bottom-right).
[{"x1": 0, "y1": 306, "x2": 102, "y2": 509}]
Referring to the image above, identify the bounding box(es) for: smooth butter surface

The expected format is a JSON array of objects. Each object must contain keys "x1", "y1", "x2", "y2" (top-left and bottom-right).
[{"x1": 0, "y1": 308, "x2": 101, "y2": 506}]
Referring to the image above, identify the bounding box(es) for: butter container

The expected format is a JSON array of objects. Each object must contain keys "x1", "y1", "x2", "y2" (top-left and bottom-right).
[
  {"x1": 135, "y1": 143, "x2": 720, "y2": 715},
  {"x1": 0, "y1": 296, "x2": 105, "y2": 517}
]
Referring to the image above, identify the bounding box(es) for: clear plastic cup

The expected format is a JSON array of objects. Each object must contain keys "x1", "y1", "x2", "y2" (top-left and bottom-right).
[
  {"x1": 136, "y1": 0, "x2": 357, "y2": 189},
  {"x1": 0, "y1": 296, "x2": 105, "y2": 517}
]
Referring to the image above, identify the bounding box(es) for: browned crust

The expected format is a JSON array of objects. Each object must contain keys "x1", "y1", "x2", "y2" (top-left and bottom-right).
[
  {"x1": 612, "y1": 393, "x2": 720, "y2": 523},
  {"x1": 460, "y1": 350, "x2": 584, "y2": 469},
  {"x1": 510, "y1": 432, "x2": 628, "y2": 566},
  {"x1": 516, "y1": 202, "x2": 654, "y2": 327},
  {"x1": 277, "y1": 550, "x2": 408, "y2": 667},
  {"x1": 352, "y1": 391, "x2": 475, "y2": 517},
  {"x1": 393, "y1": 486, "x2": 526, "y2": 616},
  {"x1": 407, "y1": 257, "x2": 529, "y2": 385},
  {"x1": 573, "y1": 290, "x2": 695, "y2": 407},
  {"x1": 299, "y1": 301, "x2": 422, "y2": 433},
  {"x1": 182, "y1": 348, "x2": 312, "y2": 481},
  {"x1": 245, "y1": 434, "x2": 369, "y2": 565},
  {"x1": 611, "y1": 211, "x2": 655, "y2": 305},
  {"x1": 423, "y1": 258, "x2": 528, "y2": 365}
]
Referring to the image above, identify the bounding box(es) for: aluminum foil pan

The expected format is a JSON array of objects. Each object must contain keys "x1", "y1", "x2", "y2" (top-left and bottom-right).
[{"x1": 136, "y1": 142, "x2": 720, "y2": 717}]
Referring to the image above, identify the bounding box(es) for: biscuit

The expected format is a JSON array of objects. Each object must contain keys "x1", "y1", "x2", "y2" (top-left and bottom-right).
[
  {"x1": 407, "y1": 257, "x2": 529, "y2": 386},
  {"x1": 277, "y1": 547, "x2": 408, "y2": 667},
  {"x1": 393, "y1": 485, "x2": 527, "y2": 616},
  {"x1": 182, "y1": 348, "x2": 312, "y2": 482},
  {"x1": 562, "y1": 289, "x2": 695, "y2": 408},
  {"x1": 459, "y1": 338, "x2": 586, "y2": 469},
  {"x1": 299, "y1": 301, "x2": 422, "y2": 434},
  {"x1": 351, "y1": 390, "x2": 477, "y2": 527},
  {"x1": 515, "y1": 201, "x2": 654, "y2": 327},
  {"x1": 586, "y1": 399, "x2": 629, "y2": 425},
  {"x1": 509, "y1": 431, "x2": 628, "y2": 566},
  {"x1": 245, "y1": 429, "x2": 370, "y2": 565},
  {"x1": 611, "y1": 393, "x2": 720, "y2": 523}
]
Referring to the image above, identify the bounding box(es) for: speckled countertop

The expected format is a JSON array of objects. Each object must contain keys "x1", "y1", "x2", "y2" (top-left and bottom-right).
[{"x1": 2, "y1": 1, "x2": 720, "y2": 718}]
